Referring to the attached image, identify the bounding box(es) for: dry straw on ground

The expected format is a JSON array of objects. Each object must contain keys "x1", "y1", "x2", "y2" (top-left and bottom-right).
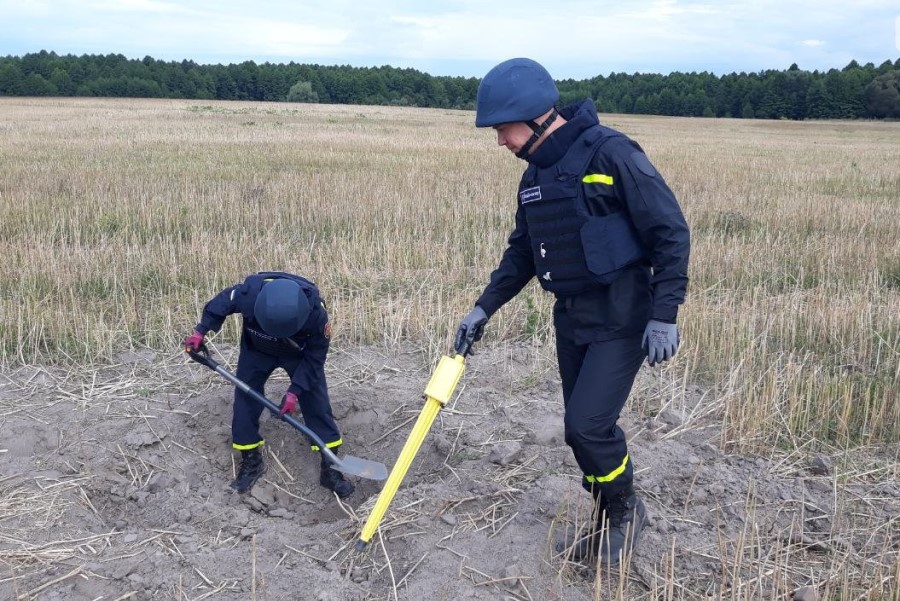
[
  {"x1": 0, "y1": 98, "x2": 898, "y2": 600},
  {"x1": 1, "y1": 97, "x2": 896, "y2": 451}
]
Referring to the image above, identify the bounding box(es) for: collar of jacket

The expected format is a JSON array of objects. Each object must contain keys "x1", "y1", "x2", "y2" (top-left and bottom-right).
[{"x1": 525, "y1": 99, "x2": 600, "y2": 168}]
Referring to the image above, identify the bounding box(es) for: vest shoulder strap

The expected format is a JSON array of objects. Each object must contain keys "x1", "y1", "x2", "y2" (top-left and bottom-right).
[
  {"x1": 255, "y1": 271, "x2": 317, "y2": 289},
  {"x1": 234, "y1": 272, "x2": 321, "y2": 315}
]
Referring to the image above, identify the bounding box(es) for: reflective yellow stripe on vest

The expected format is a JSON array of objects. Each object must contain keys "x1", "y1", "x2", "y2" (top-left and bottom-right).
[
  {"x1": 585, "y1": 454, "x2": 629, "y2": 483},
  {"x1": 582, "y1": 173, "x2": 614, "y2": 185}
]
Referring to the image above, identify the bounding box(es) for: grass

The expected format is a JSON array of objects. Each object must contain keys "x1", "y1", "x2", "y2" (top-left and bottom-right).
[{"x1": 0, "y1": 97, "x2": 897, "y2": 458}]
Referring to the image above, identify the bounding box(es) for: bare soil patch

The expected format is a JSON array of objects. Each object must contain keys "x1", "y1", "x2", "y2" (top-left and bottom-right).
[{"x1": 1, "y1": 344, "x2": 896, "y2": 600}]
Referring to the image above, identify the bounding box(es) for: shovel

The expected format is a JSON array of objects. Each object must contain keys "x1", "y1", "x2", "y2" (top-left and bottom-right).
[{"x1": 187, "y1": 346, "x2": 388, "y2": 481}]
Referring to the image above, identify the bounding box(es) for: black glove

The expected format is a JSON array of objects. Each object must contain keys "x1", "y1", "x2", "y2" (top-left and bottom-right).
[{"x1": 454, "y1": 306, "x2": 488, "y2": 355}]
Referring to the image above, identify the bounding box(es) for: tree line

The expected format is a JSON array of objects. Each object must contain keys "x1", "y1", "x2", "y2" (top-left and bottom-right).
[{"x1": 2, "y1": 50, "x2": 899, "y2": 119}]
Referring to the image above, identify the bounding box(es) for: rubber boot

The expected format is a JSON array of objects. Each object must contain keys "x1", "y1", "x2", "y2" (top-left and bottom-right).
[
  {"x1": 320, "y1": 454, "x2": 354, "y2": 498},
  {"x1": 230, "y1": 449, "x2": 266, "y2": 493}
]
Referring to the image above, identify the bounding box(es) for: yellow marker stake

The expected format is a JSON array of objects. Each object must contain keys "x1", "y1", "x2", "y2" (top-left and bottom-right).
[{"x1": 356, "y1": 354, "x2": 466, "y2": 550}]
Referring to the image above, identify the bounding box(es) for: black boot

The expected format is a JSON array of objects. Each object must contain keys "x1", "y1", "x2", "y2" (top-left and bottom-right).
[
  {"x1": 556, "y1": 486, "x2": 648, "y2": 564},
  {"x1": 555, "y1": 488, "x2": 608, "y2": 561},
  {"x1": 597, "y1": 488, "x2": 648, "y2": 565},
  {"x1": 230, "y1": 449, "x2": 266, "y2": 494},
  {"x1": 320, "y1": 455, "x2": 354, "y2": 498}
]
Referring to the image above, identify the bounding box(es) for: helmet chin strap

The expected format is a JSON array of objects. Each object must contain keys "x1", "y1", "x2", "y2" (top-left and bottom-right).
[{"x1": 515, "y1": 108, "x2": 559, "y2": 159}]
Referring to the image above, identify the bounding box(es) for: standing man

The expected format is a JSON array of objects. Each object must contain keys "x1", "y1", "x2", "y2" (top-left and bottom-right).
[
  {"x1": 455, "y1": 58, "x2": 690, "y2": 564},
  {"x1": 184, "y1": 271, "x2": 354, "y2": 498}
]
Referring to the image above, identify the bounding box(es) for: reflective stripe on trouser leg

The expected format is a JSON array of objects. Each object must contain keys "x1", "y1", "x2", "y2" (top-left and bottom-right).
[
  {"x1": 233, "y1": 440, "x2": 265, "y2": 451},
  {"x1": 232, "y1": 340, "x2": 276, "y2": 450},
  {"x1": 585, "y1": 454, "x2": 630, "y2": 484},
  {"x1": 311, "y1": 439, "x2": 343, "y2": 452},
  {"x1": 556, "y1": 328, "x2": 644, "y2": 497}
]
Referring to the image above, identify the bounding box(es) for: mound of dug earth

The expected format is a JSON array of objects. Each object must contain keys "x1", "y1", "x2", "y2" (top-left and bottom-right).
[{"x1": 1, "y1": 344, "x2": 896, "y2": 600}]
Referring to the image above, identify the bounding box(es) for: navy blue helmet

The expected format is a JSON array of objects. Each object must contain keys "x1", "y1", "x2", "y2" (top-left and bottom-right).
[
  {"x1": 254, "y1": 279, "x2": 310, "y2": 337},
  {"x1": 475, "y1": 58, "x2": 559, "y2": 127}
]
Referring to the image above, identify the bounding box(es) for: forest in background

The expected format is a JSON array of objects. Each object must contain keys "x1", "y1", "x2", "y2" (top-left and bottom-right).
[{"x1": 1, "y1": 50, "x2": 899, "y2": 119}]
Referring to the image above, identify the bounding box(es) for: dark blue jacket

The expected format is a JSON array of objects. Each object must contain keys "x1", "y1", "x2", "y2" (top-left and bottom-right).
[
  {"x1": 476, "y1": 99, "x2": 690, "y2": 329},
  {"x1": 195, "y1": 272, "x2": 331, "y2": 395}
]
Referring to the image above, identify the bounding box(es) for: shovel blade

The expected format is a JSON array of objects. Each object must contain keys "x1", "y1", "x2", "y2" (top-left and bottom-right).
[{"x1": 331, "y1": 455, "x2": 388, "y2": 481}]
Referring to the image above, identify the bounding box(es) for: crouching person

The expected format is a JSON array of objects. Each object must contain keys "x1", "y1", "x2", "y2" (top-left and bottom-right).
[{"x1": 183, "y1": 271, "x2": 354, "y2": 498}]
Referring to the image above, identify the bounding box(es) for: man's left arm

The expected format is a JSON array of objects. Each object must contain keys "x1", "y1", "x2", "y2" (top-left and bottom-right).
[
  {"x1": 287, "y1": 308, "x2": 330, "y2": 395},
  {"x1": 610, "y1": 140, "x2": 691, "y2": 323}
]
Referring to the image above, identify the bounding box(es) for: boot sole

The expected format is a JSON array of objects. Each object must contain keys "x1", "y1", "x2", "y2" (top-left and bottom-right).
[
  {"x1": 334, "y1": 485, "x2": 355, "y2": 499},
  {"x1": 230, "y1": 464, "x2": 267, "y2": 494},
  {"x1": 321, "y1": 478, "x2": 355, "y2": 499}
]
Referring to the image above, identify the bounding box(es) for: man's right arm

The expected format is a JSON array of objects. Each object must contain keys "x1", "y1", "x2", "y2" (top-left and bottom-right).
[
  {"x1": 195, "y1": 285, "x2": 240, "y2": 334},
  {"x1": 474, "y1": 205, "x2": 535, "y2": 317}
]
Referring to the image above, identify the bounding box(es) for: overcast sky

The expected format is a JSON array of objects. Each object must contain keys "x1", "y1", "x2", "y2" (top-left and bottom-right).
[{"x1": 2, "y1": 0, "x2": 898, "y2": 79}]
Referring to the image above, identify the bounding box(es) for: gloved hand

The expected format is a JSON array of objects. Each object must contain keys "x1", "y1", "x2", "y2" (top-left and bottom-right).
[
  {"x1": 183, "y1": 330, "x2": 205, "y2": 352},
  {"x1": 454, "y1": 306, "x2": 488, "y2": 355},
  {"x1": 279, "y1": 392, "x2": 298, "y2": 416},
  {"x1": 642, "y1": 320, "x2": 680, "y2": 367}
]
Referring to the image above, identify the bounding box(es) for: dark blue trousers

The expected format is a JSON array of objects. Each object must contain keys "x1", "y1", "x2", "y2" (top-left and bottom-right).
[
  {"x1": 554, "y1": 301, "x2": 645, "y2": 498},
  {"x1": 232, "y1": 340, "x2": 341, "y2": 451}
]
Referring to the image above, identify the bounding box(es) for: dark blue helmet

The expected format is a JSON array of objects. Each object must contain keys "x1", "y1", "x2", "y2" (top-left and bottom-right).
[
  {"x1": 475, "y1": 58, "x2": 559, "y2": 128},
  {"x1": 254, "y1": 279, "x2": 310, "y2": 337}
]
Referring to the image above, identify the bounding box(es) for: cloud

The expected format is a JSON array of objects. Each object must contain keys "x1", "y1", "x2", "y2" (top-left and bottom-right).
[
  {"x1": 86, "y1": 0, "x2": 187, "y2": 13},
  {"x1": 1, "y1": 0, "x2": 897, "y2": 77}
]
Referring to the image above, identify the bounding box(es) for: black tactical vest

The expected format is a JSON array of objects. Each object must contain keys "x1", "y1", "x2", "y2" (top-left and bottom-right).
[
  {"x1": 519, "y1": 126, "x2": 646, "y2": 296},
  {"x1": 234, "y1": 272, "x2": 319, "y2": 356}
]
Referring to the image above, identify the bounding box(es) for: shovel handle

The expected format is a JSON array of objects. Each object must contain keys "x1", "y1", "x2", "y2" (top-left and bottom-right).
[
  {"x1": 185, "y1": 345, "x2": 342, "y2": 465},
  {"x1": 186, "y1": 344, "x2": 217, "y2": 369},
  {"x1": 454, "y1": 338, "x2": 476, "y2": 359}
]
